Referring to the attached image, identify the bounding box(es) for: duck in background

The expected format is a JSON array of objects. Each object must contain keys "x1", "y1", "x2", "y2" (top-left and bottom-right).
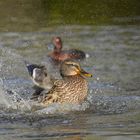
[
  {"x1": 27, "y1": 59, "x2": 92, "y2": 106},
  {"x1": 48, "y1": 37, "x2": 86, "y2": 64}
]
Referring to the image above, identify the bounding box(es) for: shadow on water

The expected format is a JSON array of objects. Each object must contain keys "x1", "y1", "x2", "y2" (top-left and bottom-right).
[{"x1": 0, "y1": 0, "x2": 140, "y2": 140}]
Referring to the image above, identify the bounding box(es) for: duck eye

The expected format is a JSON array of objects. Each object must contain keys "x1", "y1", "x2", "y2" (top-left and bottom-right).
[
  {"x1": 65, "y1": 62, "x2": 79, "y2": 68},
  {"x1": 72, "y1": 64, "x2": 76, "y2": 67},
  {"x1": 71, "y1": 64, "x2": 79, "y2": 69}
]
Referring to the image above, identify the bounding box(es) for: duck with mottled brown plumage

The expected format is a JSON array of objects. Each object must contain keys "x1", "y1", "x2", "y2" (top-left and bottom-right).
[{"x1": 31, "y1": 59, "x2": 92, "y2": 106}]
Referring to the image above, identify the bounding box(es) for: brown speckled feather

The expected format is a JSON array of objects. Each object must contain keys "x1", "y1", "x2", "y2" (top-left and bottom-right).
[{"x1": 40, "y1": 75, "x2": 88, "y2": 106}]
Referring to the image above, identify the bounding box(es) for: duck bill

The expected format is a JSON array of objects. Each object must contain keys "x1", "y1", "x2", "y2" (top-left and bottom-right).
[{"x1": 80, "y1": 69, "x2": 92, "y2": 77}]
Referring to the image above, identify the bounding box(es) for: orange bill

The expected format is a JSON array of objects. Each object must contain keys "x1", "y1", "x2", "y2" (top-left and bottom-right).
[{"x1": 80, "y1": 69, "x2": 92, "y2": 77}]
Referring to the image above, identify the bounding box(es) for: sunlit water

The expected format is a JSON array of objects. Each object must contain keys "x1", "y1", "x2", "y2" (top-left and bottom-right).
[{"x1": 0, "y1": 25, "x2": 140, "y2": 140}]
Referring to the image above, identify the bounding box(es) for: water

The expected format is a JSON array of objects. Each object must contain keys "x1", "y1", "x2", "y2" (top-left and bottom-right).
[
  {"x1": 0, "y1": 1, "x2": 140, "y2": 140},
  {"x1": 0, "y1": 25, "x2": 139, "y2": 140}
]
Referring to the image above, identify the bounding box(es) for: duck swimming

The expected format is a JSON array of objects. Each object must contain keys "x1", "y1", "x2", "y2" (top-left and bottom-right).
[
  {"x1": 34, "y1": 59, "x2": 92, "y2": 106},
  {"x1": 48, "y1": 37, "x2": 86, "y2": 63}
]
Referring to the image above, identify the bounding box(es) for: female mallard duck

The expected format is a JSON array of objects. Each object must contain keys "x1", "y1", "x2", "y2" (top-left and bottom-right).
[
  {"x1": 48, "y1": 37, "x2": 86, "y2": 63},
  {"x1": 38, "y1": 59, "x2": 92, "y2": 106}
]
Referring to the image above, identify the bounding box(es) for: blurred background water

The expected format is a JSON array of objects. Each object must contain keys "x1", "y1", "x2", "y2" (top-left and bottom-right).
[{"x1": 0, "y1": 0, "x2": 140, "y2": 140}]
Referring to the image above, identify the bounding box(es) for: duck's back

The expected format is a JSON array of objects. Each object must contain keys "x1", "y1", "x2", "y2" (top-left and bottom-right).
[
  {"x1": 41, "y1": 76, "x2": 88, "y2": 105},
  {"x1": 63, "y1": 49, "x2": 85, "y2": 60},
  {"x1": 49, "y1": 49, "x2": 85, "y2": 62}
]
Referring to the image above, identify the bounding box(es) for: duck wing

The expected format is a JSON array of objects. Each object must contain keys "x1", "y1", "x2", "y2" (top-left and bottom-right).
[
  {"x1": 63, "y1": 49, "x2": 85, "y2": 59},
  {"x1": 38, "y1": 79, "x2": 67, "y2": 105}
]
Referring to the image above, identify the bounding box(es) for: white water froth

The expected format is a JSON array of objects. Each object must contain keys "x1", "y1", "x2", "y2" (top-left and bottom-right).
[
  {"x1": 1, "y1": 83, "x2": 140, "y2": 115},
  {"x1": 0, "y1": 78, "x2": 90, "y2": 114}
]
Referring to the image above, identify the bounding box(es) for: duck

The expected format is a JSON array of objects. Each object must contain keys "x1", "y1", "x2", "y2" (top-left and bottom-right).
[
  {"x1": 48, "y1": 37, "x2": 86, "y2": 63},
  {"x1": 25, "y1": 61, "x2": 55, "y2": 99},
  {"x1": 37, "y1": 59, "x2": 92, "y2": 106}
]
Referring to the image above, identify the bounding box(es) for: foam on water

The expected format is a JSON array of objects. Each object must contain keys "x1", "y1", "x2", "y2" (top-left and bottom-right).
[
  {"x1": 0, "y1": 77, "x2": 140, "y2": 116},
  {"x1": 0, "y1": 84, "x2": 90, "y2": 114}
]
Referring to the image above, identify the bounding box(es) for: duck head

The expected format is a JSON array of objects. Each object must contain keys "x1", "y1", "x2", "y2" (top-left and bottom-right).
[
  {"x1": 60, "y1": 59, "x2": 92, "y2": 78},
  {"x1": 52, "y1": 37, "x2": 62, "y2": 52}
]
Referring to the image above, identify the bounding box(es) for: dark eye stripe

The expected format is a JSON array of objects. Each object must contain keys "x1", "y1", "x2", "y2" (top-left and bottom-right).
[
  {"x1": 65, "y1": 61, "x2": 79, "y2": 68},
  {"x1": 70, "y1": 64, "x2": 79, "y2": 68}
]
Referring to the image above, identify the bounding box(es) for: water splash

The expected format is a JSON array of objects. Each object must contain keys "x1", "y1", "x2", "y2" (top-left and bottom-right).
[{"x1": 0, "y1": 79, "x2": 31, "y2": 111}]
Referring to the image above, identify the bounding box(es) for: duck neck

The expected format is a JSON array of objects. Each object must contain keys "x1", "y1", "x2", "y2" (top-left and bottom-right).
[{"x1": 54, "y1": 45, "x2": 62, "y2": 53}]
